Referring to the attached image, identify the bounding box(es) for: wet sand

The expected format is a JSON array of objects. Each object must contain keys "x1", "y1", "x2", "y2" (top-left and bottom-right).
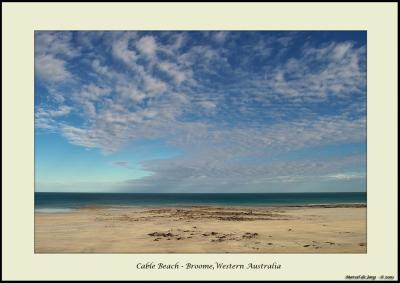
[{"x1": 35, "y1": 204, "x2": 366, "y2": 253}]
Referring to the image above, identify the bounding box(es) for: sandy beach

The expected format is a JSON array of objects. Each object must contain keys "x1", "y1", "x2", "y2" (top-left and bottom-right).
[{"x1": 35, "y1": 204, "x2": 366, "y2": 253}]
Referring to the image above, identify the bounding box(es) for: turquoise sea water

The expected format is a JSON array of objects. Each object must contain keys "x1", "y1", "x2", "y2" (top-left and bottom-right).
[{"x1": 35, "y1": 192, "x2": 366, "y2": 211}]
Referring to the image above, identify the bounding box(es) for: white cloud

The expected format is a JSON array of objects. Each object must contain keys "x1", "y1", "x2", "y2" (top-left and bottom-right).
[
  {"x1": 116, "y1": 84, "x2": 147, "y2": 102},
  {"x1": 92, "y1": 59, "x2": 111, "y2": 77},
  {"x1": 78, "y1": 83, "x2": 111, "y2": 101},
  {"x1": 136, "y1": 35, "x2": 157, "y2": 58},
  {"x1": 332, "y1": 42, "x2": 353, "y2": 60},
  {"x1": 112, "y1": 35, "x2": 138, "y2": 66},
  {"x1": 178, "y1": 45, "x2": 219, "y2": 67},
  {"x1": 213, "y1": 31, "x2": 229, "y2": 43},
  {"x1": 35, "y1": 105, "x2": 73, "y2": 130},
  {"x1": 143, "y1": 74, "x2": 168, "y2": 94},
  {"x1": 260, "y1": 41, "x2": 366, "y2": 100},
  {"x1": 170, "y1": 33, "x2": 186, "y2": 51},
  {"x1": 198, "y1": 100, "x2": 217, "y2": 110},
  {"x1": 35, "y1": 54, "x2": 72, "y2": 83},
  {"x1": 35, "y1": 32, "x2": 80, "y2": 59},
  {"x1": 325, "y1": 173, "x2": 365, "y2": 181},
  {"x1": 48, "y1": 106, "x2": 72, "y2": 117},
  {"x1": 158, "y1": 61, "x2": 187, "y2": 85},
  {"x1": 34, "y1": 32, "x2": 81, "y2": 84},
  {"x1": 71, "y1": 84, "x2": 112, "y2": 118}
]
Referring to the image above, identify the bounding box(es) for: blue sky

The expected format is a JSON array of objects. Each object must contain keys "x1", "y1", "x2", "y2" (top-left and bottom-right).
[{"x1": 35, "y1": 31, "x2": 366, "y2": 193}]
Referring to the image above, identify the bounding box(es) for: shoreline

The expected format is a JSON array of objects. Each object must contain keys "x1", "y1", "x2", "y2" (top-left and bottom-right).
[{"x1": 35, "y1": 202, "x2": 367, "y2": 213}]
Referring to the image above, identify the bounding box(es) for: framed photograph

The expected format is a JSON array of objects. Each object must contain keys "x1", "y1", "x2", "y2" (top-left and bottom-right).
[{"x1": 2, "y1": 2, "x2": 398, "y2": 281}]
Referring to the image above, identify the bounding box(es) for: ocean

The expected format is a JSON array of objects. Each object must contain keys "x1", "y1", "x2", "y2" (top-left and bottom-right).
[{"x1": 35, "y1": 192, "x2": 366, "y2": 211}]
